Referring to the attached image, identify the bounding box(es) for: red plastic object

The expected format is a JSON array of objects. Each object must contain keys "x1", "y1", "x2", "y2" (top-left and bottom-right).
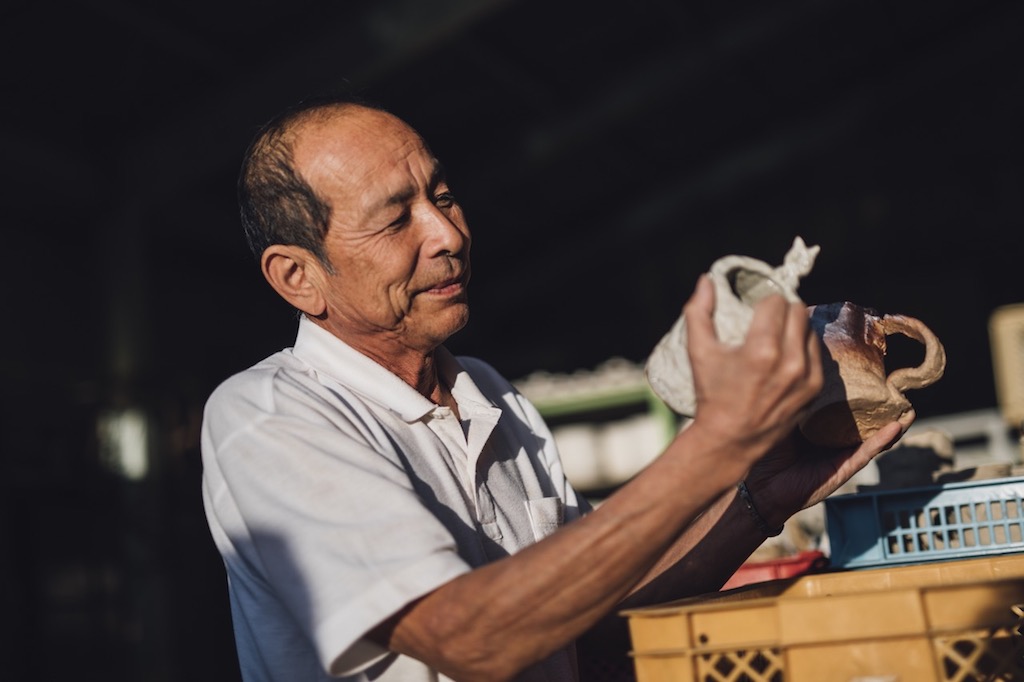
[{"x1": 721, "y1": 550, "x2": 829, "y2": 591}]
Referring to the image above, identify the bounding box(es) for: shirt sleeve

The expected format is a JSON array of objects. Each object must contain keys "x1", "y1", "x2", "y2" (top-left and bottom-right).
[{"x1": 202, "y1": 369, "x2": 471, "y2": 675}]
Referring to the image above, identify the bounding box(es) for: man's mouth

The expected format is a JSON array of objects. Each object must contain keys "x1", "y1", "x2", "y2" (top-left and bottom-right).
[{"x1": 424, "y1": 275, "x2": 466, "y2": 296}]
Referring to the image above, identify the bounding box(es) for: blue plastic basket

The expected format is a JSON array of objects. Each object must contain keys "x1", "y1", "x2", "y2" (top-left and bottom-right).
[{"x1": 825, "y1": 476, "x2": 1024, "y2": 569}]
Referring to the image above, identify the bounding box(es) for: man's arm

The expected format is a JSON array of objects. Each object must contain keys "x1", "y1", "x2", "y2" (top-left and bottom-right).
[
  {"x1": 368, "y1": 275, "x2": 839, "y2": 680},
  {"x1": 370, "y1": 419, "x2": 767, "y2": 679},
  {"x1": 618, "y1": 420, "x2": 904, "y2": 609}
]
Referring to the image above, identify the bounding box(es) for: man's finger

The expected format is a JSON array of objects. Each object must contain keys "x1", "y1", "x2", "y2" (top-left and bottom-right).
[
  {"x1": 683, "y1": 275, "x2": 718, "y2": 354},
  {"x1": 743, "y1": 293, "x2": 789, "y2": 349}
]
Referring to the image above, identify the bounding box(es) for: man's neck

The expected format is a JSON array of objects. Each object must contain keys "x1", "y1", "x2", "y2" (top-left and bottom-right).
[{"x1": 311, "y1": 316, "x2": 452, "y2": 406}]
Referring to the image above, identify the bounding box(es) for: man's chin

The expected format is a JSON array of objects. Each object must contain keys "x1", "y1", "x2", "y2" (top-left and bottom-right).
[
  {"x1": 418, "y1": 304, "x2": 470, "y2": 346},
  {"x1": 445, "y1": 305, "x2": 470, "y2": 336}
]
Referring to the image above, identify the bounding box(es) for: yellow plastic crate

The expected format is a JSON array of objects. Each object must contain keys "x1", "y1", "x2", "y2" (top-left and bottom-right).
[{"x1": 623, "y1": 554, "x2": 1024, "y2": 681}]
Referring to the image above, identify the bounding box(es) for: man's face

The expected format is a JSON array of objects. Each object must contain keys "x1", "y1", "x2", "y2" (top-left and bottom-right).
[{"x1": 294, "y1": 107, "x2": 471, "y2": 358}]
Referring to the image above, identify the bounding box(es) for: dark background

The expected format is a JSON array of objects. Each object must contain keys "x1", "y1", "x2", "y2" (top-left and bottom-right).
[{"x1": 2, "y1": 0, "x2": 1022, "y2": 679}]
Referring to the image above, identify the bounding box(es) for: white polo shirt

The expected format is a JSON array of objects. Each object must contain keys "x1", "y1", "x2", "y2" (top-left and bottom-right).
[{"x1": 201, "y1": 316, "x2": 590, "y2": 681}]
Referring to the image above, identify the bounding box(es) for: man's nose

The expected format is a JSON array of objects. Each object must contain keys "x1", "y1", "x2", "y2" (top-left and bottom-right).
[{"x1": 421, "y1": 204, "x2": 468, "y2": 255}]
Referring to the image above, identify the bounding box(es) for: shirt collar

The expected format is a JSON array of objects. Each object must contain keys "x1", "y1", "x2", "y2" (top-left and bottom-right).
[{"x1": 291, "y1": 316, "x2": 493, "y2": 423}]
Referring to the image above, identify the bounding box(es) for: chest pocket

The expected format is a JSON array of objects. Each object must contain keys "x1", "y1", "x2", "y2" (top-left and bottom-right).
[{"x1": 525, "y1": 497, "x2": 564, "y2": 543}]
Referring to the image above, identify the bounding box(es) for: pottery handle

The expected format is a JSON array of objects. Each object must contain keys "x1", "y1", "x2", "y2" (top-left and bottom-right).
[{"x1": 880, "y1": 314, "x2": 947, "y2": 393}]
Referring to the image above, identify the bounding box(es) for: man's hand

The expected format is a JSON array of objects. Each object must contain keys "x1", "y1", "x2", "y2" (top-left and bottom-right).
[
  {"x1": 683, "y1": 274, "x2": 825, "y2": 474},
  {"x1": 743, "y1": 420, "x2": 906, "y2": 530}
]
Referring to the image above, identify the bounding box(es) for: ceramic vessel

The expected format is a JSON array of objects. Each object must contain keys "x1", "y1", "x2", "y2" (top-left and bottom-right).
[
  {"x1": 645, "y1": 236, "x2": 820, "y2": 416},
  {"x1": 644, "y1": 237, "x2": 946, "y2": 449},
  {"x1": 799, "y1": 302, "x2": 946, "y2": 448}
]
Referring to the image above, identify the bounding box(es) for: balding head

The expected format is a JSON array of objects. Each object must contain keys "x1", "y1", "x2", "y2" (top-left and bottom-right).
[
  {"x1": 252, "y1": 95, "x2": 471, "y2": 364},
  {"x1": 237, "y1": 96, "x2": 393, "y2": 269}
]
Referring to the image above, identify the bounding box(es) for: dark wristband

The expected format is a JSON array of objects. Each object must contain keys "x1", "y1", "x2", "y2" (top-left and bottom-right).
[{"x1": 737, "y1": 481, "x2": 785, "y2": 537}]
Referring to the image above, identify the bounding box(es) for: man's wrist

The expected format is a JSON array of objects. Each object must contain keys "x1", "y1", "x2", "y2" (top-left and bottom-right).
[{"x1": 736, "y1": 480, "x2": 785, "y2": 537}]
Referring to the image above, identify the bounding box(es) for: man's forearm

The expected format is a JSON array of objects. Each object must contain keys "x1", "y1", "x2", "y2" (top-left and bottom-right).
[
  {"x1": 383, "y1": 425, "x2": 758, "y2": 680},
  {"x1": 619, "y1": 483, "x2": 773, "y2": 609}
]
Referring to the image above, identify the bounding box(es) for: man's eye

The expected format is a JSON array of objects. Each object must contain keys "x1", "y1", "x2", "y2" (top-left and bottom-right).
[
  {"x1": 387, "y1": 211, "x2": 410, "y2": 229},
  {"x1": 435, "y1": 191, "x2": 456, "y2": 208}
]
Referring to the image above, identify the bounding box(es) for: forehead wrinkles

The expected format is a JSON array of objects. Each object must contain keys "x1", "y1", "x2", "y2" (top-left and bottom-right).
[
  {"x1": 298, "y1": 114, "x2": 435, "y2": 214},
  {"x1": 349, "y1": 149, "x2": 441, "y2": 227},
  {"x1": 378, "y1": 140, "x2": 439, "y2": 193}
]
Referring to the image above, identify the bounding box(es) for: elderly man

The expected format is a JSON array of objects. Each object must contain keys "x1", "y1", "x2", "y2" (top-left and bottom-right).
[{"x1": 201, "y1": 94, "x2": 905, "y2": 681}]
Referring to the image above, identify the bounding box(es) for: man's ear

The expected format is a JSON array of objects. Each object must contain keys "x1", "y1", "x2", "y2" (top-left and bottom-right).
[{"x1": 261, "y1": 245, "x2": 328, "y2": 317}]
